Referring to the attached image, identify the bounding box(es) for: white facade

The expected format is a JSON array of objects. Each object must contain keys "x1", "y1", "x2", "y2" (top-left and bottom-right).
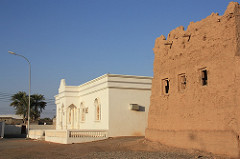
[{"x1": 45, "y1": 74, "x2": 152, "y2": 144}]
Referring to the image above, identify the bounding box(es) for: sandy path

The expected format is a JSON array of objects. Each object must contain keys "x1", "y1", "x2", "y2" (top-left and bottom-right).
[{"x1": 0, "y1": 137, "x2": 228, "y2": 159}]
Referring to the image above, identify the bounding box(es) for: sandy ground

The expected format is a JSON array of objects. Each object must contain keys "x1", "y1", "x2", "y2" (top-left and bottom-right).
[{"x1": 0, "y1": 137, "x2": 229, "y2": 159}]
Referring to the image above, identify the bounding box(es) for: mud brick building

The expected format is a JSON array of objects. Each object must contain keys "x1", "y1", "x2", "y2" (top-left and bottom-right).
[{"x1": 146, "y1": 2, "x2": 240, "y2": 158}]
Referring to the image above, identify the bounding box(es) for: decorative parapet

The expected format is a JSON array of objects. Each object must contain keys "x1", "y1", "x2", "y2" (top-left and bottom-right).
[
  {"x1": 69, "y1": 130, "x2": 108, "y2": 138},
  {"x1": 45, "y1": 129, "x2": 108, "y2": 144}
]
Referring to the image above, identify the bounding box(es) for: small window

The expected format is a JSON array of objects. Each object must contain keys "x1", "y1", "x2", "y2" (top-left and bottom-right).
[
  {"x1": 201, "y1": 69, "x2": 208, "y2": 86},
  {"x1": 162, "y1": 78, "x2": 169, "y2": 95},
  {"x1": 178, "y1": 74, "x2": 186, "y2": 91}
]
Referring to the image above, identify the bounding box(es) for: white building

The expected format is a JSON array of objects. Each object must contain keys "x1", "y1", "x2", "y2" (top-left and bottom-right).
[{"x1": 45, "y1": 74, "x2": 152, "y2": 144}]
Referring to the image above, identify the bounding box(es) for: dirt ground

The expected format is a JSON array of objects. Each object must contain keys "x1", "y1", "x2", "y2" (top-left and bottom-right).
[{"x1": 0, "y1": 137, "x2": 229, "y2": 159}]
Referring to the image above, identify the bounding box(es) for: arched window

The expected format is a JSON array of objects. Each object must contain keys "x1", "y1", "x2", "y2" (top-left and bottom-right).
[
  {"x1": 80, "y1": 102, "x2": 86, "y2": 122},
  {"x1": 94, "y1": 98, "x2": 101, "y2": 121}
]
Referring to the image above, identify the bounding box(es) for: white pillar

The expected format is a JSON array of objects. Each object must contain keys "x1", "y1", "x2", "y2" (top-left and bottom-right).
[
  {"x1": 77, "y1": 108, "x2": 80, "y2": 129},
  {"x1": 66, "y1": 108, "x2": 68, "y2": 129},
  {"x1": 71, "y1": 108, "x2": 74, "y2": 129},
  {"x1": 58, "y1": 108, "x2": 62, "y2": 129},
  {"x1": 1, "y1": 122, "x2": 5, "y2": 138}
]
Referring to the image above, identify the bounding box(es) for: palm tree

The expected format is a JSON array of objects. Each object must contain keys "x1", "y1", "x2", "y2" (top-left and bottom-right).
[
  {"x1": 10, "y1": 91, "x2": 28, "y2": 123},
  {"x1": 10, "y1": 91, "x2": 47, "y2": 122},
  {"x1": 30, "y1": 94, "x2": 46, "y2": 120}
]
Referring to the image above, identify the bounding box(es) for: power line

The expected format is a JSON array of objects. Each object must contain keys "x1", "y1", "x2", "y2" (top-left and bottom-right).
[
  {"x1": 0, "y1": 92, "x2": 14, "y2": 95},
  {"x1": 0, "y1": 94, "x2": 12, "y2": 97},
  {"x1": 0, "y1": 98, "x2": 55, "y2": 104},
  {"x1": 0, "y1": 96, "x2": 11, "y2": 99},
  {"x1": 0, "y1": 91, "x2": 56, "y2": 109},
  {"x1": 0, "y1": 91, "x2": 55, "y2": 101},
  {"x1": 0, "y1": 99, "x2": 11, "y2": 101},
  {"x1": 0, "y1": 99, "x2": 11, "y2": 102},
  {"x1": 45, "y1": 97, "x2": 55, "y2": 100}
]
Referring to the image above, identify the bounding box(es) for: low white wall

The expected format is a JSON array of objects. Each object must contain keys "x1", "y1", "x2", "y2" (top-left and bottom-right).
[
  {"x1": 45, "y1": 130, "x2": 108, "y2": 144},
  {"x1": 45, "y1": 130, "x2": 68, "y2": 144},
  {"x1": 30, "y1": 125, "x2": 55, "y2": 130},
  {"x1": 67, "y1": 136, "x2": 107, "y2": 144},
  {"x1": 29, "y1": 125, "x2": 55, "y2": 140},
  {"x1": 29, "y1": 130, "x2": 45, "y2": 140}
]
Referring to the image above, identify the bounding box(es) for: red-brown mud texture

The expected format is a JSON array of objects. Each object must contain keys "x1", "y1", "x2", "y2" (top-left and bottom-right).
[{"x1": 146, "y1": 2, "x2": 240, "y2": 158}]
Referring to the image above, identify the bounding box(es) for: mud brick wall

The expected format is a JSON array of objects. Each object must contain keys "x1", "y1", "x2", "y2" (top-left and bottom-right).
[{"x1": 146, "y1": 2, "x2": 240, "y2": 158}]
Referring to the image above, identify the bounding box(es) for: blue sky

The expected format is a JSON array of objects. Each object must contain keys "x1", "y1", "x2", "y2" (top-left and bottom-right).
[{"x1": 0, "y1": 0, "x2": 237, "y2": 118}]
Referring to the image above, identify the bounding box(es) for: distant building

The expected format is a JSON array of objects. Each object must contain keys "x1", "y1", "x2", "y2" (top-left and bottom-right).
[
  {"x1": 0, "y1": 114, "x2": 26, "y2": 137},
  {"x1": 43, "y1": 74, "x2": 152, "y2": 144},
  {"x1": 146, "y1": 2, "x2": 240, "y2": 158},
  {"x1": 0, "y1": 114, "x2": 24, "y2": 125}
]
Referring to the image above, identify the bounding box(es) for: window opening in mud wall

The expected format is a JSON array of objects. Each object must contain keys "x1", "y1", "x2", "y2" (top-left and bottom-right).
[
  {"x1": 201, "y1": 69, "x2": 208, "y2": 86},
  {"x1": 162, "y1": 78, "x2": 169, "y2": 95},
  {"x1": 178, "y1": 74, "x2": 186, "y2": 91}
]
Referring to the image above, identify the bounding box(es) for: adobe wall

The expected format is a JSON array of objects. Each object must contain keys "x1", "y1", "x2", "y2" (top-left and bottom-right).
[{"x1": 146, "y1": 2, "x2": 240, "y2": 158}]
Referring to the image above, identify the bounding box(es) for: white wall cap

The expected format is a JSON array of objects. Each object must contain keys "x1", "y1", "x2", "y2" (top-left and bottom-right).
[
  {"x1": 0, "y1": 114, "x2": 23, "y2": 119},
  {"x1": 56, "y1": 74, "x2": 153, "y2": 95}
]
